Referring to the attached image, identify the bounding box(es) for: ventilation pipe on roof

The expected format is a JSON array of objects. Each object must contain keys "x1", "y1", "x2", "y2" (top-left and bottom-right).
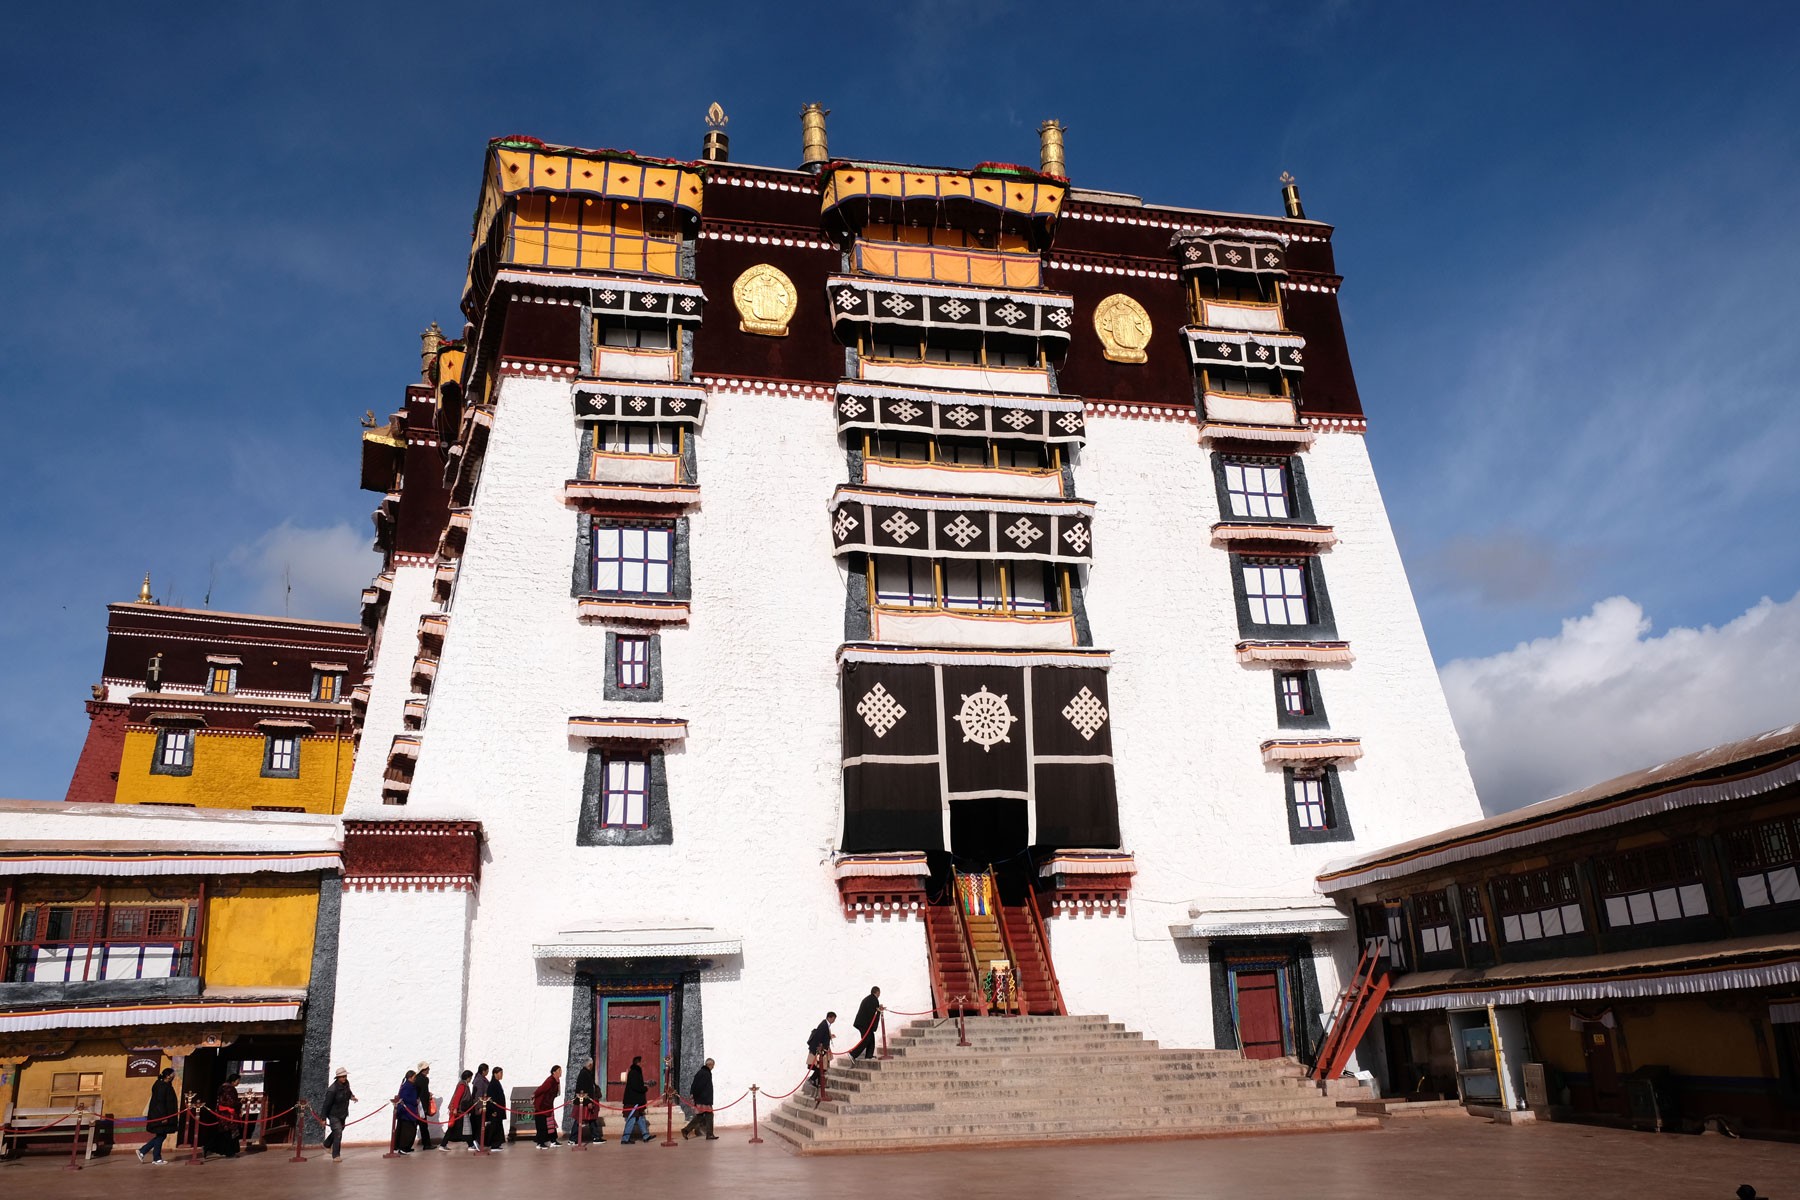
[
  {"x1": 1038, "y1": 120, "x2": 1067, "y2": 178},
  {"x1": 1280, "y1": 172, "x2": 1306, "y2": 220},
  {"x1": 702, "y1": 102, "x2": 729, "y2": 163},
  {"x1": 800, "y1": 103, "x2": 829, "y2": 169}
]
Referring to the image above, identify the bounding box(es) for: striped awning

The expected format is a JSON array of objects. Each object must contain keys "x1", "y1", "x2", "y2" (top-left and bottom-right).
[
  {"x1": 0, "y1": 998, "x2": 304, "y2": 1033},
  {"x1": 0, "y1": 852, "x2": 341, "y2": 878}
]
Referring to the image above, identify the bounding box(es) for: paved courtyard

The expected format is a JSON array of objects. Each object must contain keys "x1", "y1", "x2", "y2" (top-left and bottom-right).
[{"x1": 6, "y1": 1120, "x2": 1796, "y2": 1199}]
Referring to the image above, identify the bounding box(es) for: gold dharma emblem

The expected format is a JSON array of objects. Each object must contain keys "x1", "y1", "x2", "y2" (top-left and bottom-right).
[
  {"x1": 732, "y1": 264, "x2": 797, "y2": 337},
  {"x1": 1093, "y1": 293, "x2": 1152, "y2": 363}
]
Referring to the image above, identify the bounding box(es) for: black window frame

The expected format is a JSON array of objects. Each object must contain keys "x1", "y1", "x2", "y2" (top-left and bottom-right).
[
  {"x1": 1273, "y1": 670, "x2": 1328, "y2": 730},
  {"x1": 572, "y1": 514, "x2": 691, "y2": 602},
  {"x1": 260, "y1": 732, "x2": 301, "y2": 779},
  {"x1": 577, "y1": 746, "x2": 673, "y2": 846},
  {"x1": 603, "y1": 632, "x2": 664, "y2": 702},
  {"x1": 1284, "y1": 767, "x2": 1354, "y2": 845},
  {"x1": 1231, "y1": 553, "x2": 1338, "y2": 641},
  {"x1": 150, "y1": 728, "x2": 195, "y2": 777},
  {"x1": 1209, "y1": 452, "x2": 1317, "y2": 524}
]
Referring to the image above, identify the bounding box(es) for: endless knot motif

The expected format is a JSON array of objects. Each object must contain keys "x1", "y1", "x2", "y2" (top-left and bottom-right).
[
  {"x1": 840, "y1": 397, "x2": 867, "y2": 418},
  {"x1": 888, "y1": 400, "x2": 922, "y2": 422},
  {"x1": 939, "y1": 298, "x2": 971, "y2": 320},
  {"x1": 667, "y1": 399, "x2": 687, "y2": 412},
  {"x1": 679, "y1": 296, "x2": 696, "y2": 311},
  {"x1": 1062, "y1": 522, "x2": 1091, "y2": 553},
  {"x1": 993, "y1": 303, "x2": 1027, "y2": 326},
  {"x1": 944, "y1": 406, "x2": 979, "y2": 428},
  {"x1": 881, "y1": 511, "x2": 921, "y2": 544},
  {"x1": 1056, "y1": 412, "x2": 1082, "y2": 434},
  {"x1": 954, "y1": 686, "x2": 1018, "y2": 752},
  {"x1": 835, "y1": 290, "x2": 860, "y2": 311},
  {"x1": 1216, "y1": 344, "x2": 1236, "y2": 358},
  {"x1": 832, "y1": 508, "x2": 859, "y2": 540},
  {"x1": 1046, "y1": 308, "x2": 1072, "y2": 329},
  {"x1": 1265, "y1": 252, "x2": 1279, "y2": 266},
  {"x1": 1004, "y1": 518, "x2": 1043, "y2": 549},
  {"x1": 640, "y1": 293, "x2": 662, "y2": 309},
  {"x1": 1185, "y1": 245, "x2": 1202, "y2": 261},
  {"x1": 1061, "y1": 686, "x2": 1109, "y2": 741},
  {"x1": 942, "y1": 515, "x2": 982, "y2": 548},
  {"x1": 1000, "y1": 409, "x2": 1033, "y2": 431},
  {"x1": 1289, "y1": 349, "x2": 1302, "y2": 363},
  {"x1": 1224, "y1": 248, "x2": 1243, "y2": 265},
  {"x1": 882, "y1": 294, "x2": 915, "y2": 316},
  {"x1": 598, "y1": 290, "x2": 618, "y2": 304},
  {"x1": 1254, "y1": 345, "x2": 1271, "y2": 360},
  {"x1": 857, "y1": 683, "x2": 906, "y2": 738},
  {"x1": 629, "y1": 397, "x2": 648, "y2": 411}
]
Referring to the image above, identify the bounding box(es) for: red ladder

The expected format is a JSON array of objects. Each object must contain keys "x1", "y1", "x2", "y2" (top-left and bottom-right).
[{"x1": 1309, "y1": 945, "x2": 1390, "y2": 1081}]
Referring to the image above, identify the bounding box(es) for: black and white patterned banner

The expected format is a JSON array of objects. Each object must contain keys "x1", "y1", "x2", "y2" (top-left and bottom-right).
[
  {"x1": 830, "y1": 489, "x2": 1094, "y2": 564},
  {"x1": 834, "y1": 385, "x2": 1085, "y2": 443},
  {"x1": 1185, "y1": 329, "x2": 1306, "y2": 373},
  {"x1": 573, "y1": 383, "x2": 707, "y2": 424},
  {"x1": 1173, "y1": 234, "x2": 1289, "y2": 277},
  {"x1": 588, "y1": 280, "x2": 705, "y2": 324},
  {"x1": 827, "y1": 276, "x2": 1074, "y2": 341}
]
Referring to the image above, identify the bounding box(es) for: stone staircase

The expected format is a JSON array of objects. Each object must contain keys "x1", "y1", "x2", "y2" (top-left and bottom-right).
[{"x1": 768, "y1": 1015, "x2": 1380, "y2": 1153}]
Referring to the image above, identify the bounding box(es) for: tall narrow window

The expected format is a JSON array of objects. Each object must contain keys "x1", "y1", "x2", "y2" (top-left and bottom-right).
[
  {"x1": 1243, "y1": 561, "x2": 1309, "y2": 625},
  {"x1": 314, "y1": 672, "x2": 342, "y2": 702},
  {"x1": 1223, "y1": 462, "x2": 1290, "y2": 519},
  {"x1": 208, "y1": 666, "x2": 235, "y2": 694},
  {"x1": 1462, "y1": 884, "x2": 1490, "y2": 945},
  {"x1": 153, "y1": 729, "x2": 194, "y2": 775},
  {"x1": 616, "y1": 637, "x2": 650, "y2": 690},
  {"x1": 1292, "y1": 774, "x2": 1328, "y2": 830},
  {"x1": 593, "y1": 525, "x2": 673, "y2": 595},
  {"x1": 267, "y1": 736, "x2": 296, "y2": 772},
  {"x1": 602, "y1": 755, "x2": 649, "y2": 827},
  {"x1": 873, "y1": 557, "x2": 935, "y2": 608},
  {"x1": 1278, "y1": 674, "x2": 1308, "y2": 716}
]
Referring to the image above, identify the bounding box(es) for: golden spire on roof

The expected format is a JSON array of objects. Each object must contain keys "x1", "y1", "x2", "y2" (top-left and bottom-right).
[
  {"x1": 138, "y1": 573, "x2": 153, "y2": 604},
  {"x1": 706, "y1": 102, "x2": 728, "y2": 129},
  {"x1": 1038, "y1": 120, "x2": 1067, "y2": 178}
]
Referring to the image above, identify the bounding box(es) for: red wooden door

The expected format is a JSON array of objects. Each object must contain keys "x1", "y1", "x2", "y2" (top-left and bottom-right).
[
  {"x1": 604, "y1": 1002, "x2": 663, "y2": 1102},
  {"x1": 1582, "y1": 1023, "x2": 1624, "y2": 1115},
  {"x1": 1235, "y1": 971, "x2": 1286, "y2": 1059}
]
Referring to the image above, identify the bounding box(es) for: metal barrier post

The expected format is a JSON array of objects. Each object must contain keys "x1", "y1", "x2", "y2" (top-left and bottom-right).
[
  {"x1": 956, "y1": 997, "x2": 970, "y2": 1047},
  {"x1": 62, "y1": 1107, "x2": 84, "y2": 1172},
  {"x1": 289, "y1": 1101, "x2": 309, "y2": 1162},
  {"x1": 382, "y1": 1099, "x2": 402, "y2": 1159},
  {"x1": 185, "y1": 1100, "x2": 204, "y2": 1167},
  {"x1": 878, "y1": 1011, "x2": 891, "y2": 1061},
  {"x1": 472, "y1": 1097, "x2": 491, "y2": 1155},
  {"x1": 747, "y1": 1085, "x2": 763, "y2": 1144}
]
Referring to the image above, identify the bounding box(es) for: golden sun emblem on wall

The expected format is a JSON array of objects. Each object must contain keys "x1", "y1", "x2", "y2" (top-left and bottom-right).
[
  {"x1": 1093, "y1": 293, "x2": 1152, "y2": 363},
  {"x1": 732, "y1": 264, "x2": 797, "y2": 337}
]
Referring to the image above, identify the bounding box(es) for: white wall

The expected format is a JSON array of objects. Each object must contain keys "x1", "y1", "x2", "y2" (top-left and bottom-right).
[{"x1": 342, "y1": 563, "x2": 435, "y2": 817}]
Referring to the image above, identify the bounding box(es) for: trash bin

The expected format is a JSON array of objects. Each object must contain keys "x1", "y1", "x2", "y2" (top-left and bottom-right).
[{"x1": 1622, "y1": 1066, "x2": 1677, "y2": 1132}]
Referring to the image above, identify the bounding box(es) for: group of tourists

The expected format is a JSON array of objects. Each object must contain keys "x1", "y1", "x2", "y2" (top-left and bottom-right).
[
  {"x1": 131, "y1": 1068, "x2": 247, "y2": 1165},
  {"x1": 807, "y1": 986, "x2": 887, "y2": 1090}
]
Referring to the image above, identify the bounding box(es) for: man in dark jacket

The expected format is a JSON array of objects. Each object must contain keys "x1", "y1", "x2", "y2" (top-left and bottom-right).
[
  {"x1": 412, "y1": 1062, "x2": 436, "y2": 1149},
  {"x1": 851, "y1": 986, "x2": 884, "y2": 1059},
  {"x1": 680, "y1": 1059, "x2": 717, "y2": 1140},
  {"x1": 483, "y1": 1067, "x2": 508, "y2": 1150},
  {"x1": 138, "y1": 1067, "x2": 179, "y2": 1164},
  {"x1": 532, "y1": 1065, "x2": 563, "y2": 1148},
  {"x1": 573, "y1": 1057, "x2": 604, "y2": 1144},
  {"x1": 620, "y1": 1058, "x2": 650, "y2": 1144},
  {"x1": 807, "y1": 1011, "x2": 837, "y2": 1093},
  {"x1": 321, "y1": 1068, "x2": 356, "y2": 1161}
]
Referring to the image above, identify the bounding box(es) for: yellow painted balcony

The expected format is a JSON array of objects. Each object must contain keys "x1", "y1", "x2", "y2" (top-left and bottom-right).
[
  {"x1": 854, "y1": 240, "x2": 1041, "y2": 290},
  {"x1": 505, "y1": 195, "x2": 680, "y2": 277}
]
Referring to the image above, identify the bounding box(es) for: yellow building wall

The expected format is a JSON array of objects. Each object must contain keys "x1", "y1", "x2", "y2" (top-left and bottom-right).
[
  {"x1": 1528, "y1": 1001, "x2": 1770, "y2": 1079},
  {"x1": 116, "y1": 729, "x2": 351, "y2": 813},
  {"x1": 13, "y1": 1042, "x2": 155, "y2": 1121},
  {"x1": 205, "y1": 887, "x2": 318, "y2": 989}
]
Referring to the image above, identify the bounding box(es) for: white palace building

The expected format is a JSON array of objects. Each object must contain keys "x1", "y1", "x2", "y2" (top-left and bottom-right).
[{"x1": 328, "y1": 111, "x2": 1481, "y2": 1135}]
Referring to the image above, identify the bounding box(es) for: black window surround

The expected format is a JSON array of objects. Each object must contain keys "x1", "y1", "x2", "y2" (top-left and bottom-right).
[
  {"x1": 1209, "y1": 452, "x2": 1317, "y2": 524},
  {"x1": 1285, "y1": 767, "x2": 1354, "y2": 845},
  {"x1": 1230, "y1": 552, "x2": 1338, "y2": 641},
  {"x1": 150, "y1": 729, "x2": 194, "y2": 777},
  {"x1": 603, "y1": 632, "x2": 664, "y2": 702},
  {"x1": 1273, "y1": 670, "x2": 1329, "y2": 730},
  {"x1": 260, "y1": 733, "x2": 301, "y2": 779},
  {"x1": 577, "y1": 747, "x2": 673, "y2": 847},
  {"x1": 571, "y1": 514, "x2": 692, "y2": 601}
]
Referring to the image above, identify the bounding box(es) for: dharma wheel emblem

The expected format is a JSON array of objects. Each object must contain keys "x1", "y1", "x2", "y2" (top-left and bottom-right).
[
  {"x1": 732, "y1": 264, "x2": 797, "y2": 337},
  {"x1": 954, "y1": 686, "x2": 1018, "y2": 753},
  {"x1": 1093, "y1": 293, "x2": 1152, "y2": 363}
]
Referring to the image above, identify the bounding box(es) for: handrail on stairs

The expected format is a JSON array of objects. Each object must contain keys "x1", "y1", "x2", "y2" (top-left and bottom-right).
[
  {"x1": 950, "y1": 876, "x2": 990, "y2": 1017},
  {"x1": 921, "y1": 895, "x2": 950, "y2": 1020},
  {"x1": 1023, "y1": 885, "x2": 1066, "y2": 1017},
  {"x1": 992, "y1": 895, "x2": 1028, "y2": 1016}
]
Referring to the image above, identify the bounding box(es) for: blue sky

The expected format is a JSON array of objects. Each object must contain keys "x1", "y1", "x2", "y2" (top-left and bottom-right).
[{"x1": 3, "y1": 2, "x2": 1797, "y2": 811}]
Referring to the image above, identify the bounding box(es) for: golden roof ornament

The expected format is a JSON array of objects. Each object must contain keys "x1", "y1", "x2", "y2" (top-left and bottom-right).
[
  {"x1": 703, "y1": 103, "x2": 731, "y2": 162},
  {"x1": 1093, "y1": 294, "x2": 1151, "y2": 363},
  {"x1": 706, "y1": 102, "x2": 728, "y2": 129},
  {"x1": 1038, "y1": 120, "x2": 1067, "y2": 178},
  {"x1": 800, "y1": 103, "x2": 830, "y2": 169},
  {"x1": 733, "y1": 264, "x2": 797, "y2": 336},
  {"x1": 420, "y1": 321, "x2": 446, "y2": 384},
  {"x1": 138, "y1": 572, "x2": 153, "y2": 604},
  {"x1": 1280, "y1": 172, "x2": 1306, "y2": 220}
]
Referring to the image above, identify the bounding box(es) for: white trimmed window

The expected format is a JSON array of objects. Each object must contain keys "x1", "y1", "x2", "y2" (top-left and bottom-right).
[
  {"x1": 874, "y1": 557, "x2": 935, "y2": 608},
  {"x1": 1224, "y1": 462, "x2": 1289, "y2": 519},
  {"x1": 617, "y1": 637, "x2": 650, "y2": 689},
  {"x1": 267, "y1": 736, "x2": 297, "y2": 772},
  {"x1": 1293, "y1": 775, "x2": 1328, "y2": 830},
  {"x1": 602, "y1": 755, "x2": 649, "y2": 827},
  {"x1": 160, "y1": 730, "x2": 192, "y2": 768},
  {"x1": 593, "y1": 525, "x2": 673, "y2": 595},
  {"x1": 1462, "y1": 885, "x2": 1490, "y2": 945},
  {"x1": 1739, "y1": 867, "x2": 1800, "y2": 909},
  {"x1": 1243, "y1": 562, "x2": 1309, "y2": 625},
  {"x1": 1493, "y1": 866, "x2": 1585, "y2": 942},
  {"x1": 1726, "y1": 815, "x2": 1800, "y2": 909},
  {"x1": 1279, "y1": 674, "x2": 1307, "y2": 715},
  {"x1": 1595, "y1": 843, "x2": 1709, "y2": 927}
]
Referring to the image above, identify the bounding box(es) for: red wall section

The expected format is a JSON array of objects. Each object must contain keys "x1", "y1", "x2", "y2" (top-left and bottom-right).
[{"x1": 63, "y1": 701, "x2": 128, "y2": 804}]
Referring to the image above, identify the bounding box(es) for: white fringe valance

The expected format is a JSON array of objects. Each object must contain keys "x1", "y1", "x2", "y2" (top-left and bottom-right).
[
  {"x1": 1199, "y1": 422, "x2": 1316, "y2": 446},
  {"x1": 1383, "y1": 959, "x2": 1800, "y2": 1013},
  {"x1": 496, "y1": 269, "x2": 706, "y2": 301},
  {"x1": 838, "y1": 645, "x2": 1111, "y2": 670},
  {"x1": 835, "y1": 382, "x2": 1084, "y2": 414},
  {"x1": 1039, "y1": 851, "x2": 1137, "y2": 877},
  {"x1": 834, "y1": 853, "x2": 931, "y2": 880},
  {"x1": 562, "y1": 480, "x2": 700, "y2": 506},
  {"x1": 1261, "y1": 738, "x2": 1363, "y2": 765},
  {"x1": 1211, "y1": 523, "x2": 1338, "y2": 547},
  {"x1": 0, "y1": 1000, "x2": 304, "y2": 1033},
  {"x1": 1236, "y1": 641, "x2": 1355, "y2": 665},
  {"x1": 826, "y1": 275, "x2": 1072, "y2": 311}
]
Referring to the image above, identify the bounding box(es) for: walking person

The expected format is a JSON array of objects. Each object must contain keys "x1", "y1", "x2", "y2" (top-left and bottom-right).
[
  {"x1": 532, "y1": 1065, "x2": 563, "y2": 1148},
  {"x1": 413, "y1": 1062, "x2": 437, "y2": 1150},
  {"x1": 807, "y1": 1011, "x2": 837, "y2": 1093},
  {"x1": 204, "y1": 1073, "x2": 243, "y2": 1158},
  {"x1": 850, "y1": 986, "x2": 884, "y2": 1059},
  {"x1": 619, "y1": 1057, "x2": 650, "y2": 1144},
  {"x1": 680, "y1": 1059, "x2": 717, "y2": 1140},
  {"x1": 137, "y1": 1067, "x2": 179, "y2": 1164},
  {"x1": 395, "y1": 1069, "x2": 421, "y2": 1153},
  {"x1": 321, "y1": 1068, "x2": 356, "y2": 1162},
  {"x1": 442, "y1": 1070, "x2": 474, "y2": 1149},
  {"x1": 469, "y1": 1063, "x2": 490, "y2": 1149},
  {"x1": 483, "y1": 1066, "x2": 508, "y2": 1149},
  {"x1": 573, "y1": 1058, "x2": 604, "y2": 1144}
]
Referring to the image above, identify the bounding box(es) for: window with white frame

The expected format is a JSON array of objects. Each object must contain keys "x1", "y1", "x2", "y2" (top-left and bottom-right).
[
  {"x1": 155, "y1": 729, "x2": 193, "y2": 772},
  {"x1": 598, "y1": 422, "x2": 677, "y2": 455},
  {"x1": 1411, "y1": 889, "x2": 1455, "y2": 955},
  {"x1": 592, "y1": 524, "x2": 673, "y2": 595},
  {"x1": 942, "y1": 560, "x2": 1006, "y2": 611},
  {"x1": 872, "y1": 556, "x2": 1057, "y2": 613},
  {"x1": 1491, "y1": 866, "x2": 1585, "y2": 942},
  {"x1": 264, "y1": 734, "x2": 298, "y2": 776},
  {"x1": 1595, "y1": 842, "x2": 1710, "y2": 927},
  {"x1": 1293, "y1": 774, "x2": 1328, "y2": 830},
  {"x1": 1223, "y1": 461, "x2": 1290, "y2": 519},
  {"x1": 1243, "y1": 560, "x2": 1309, "y2": 625},
  {"x1": 601, "y1": 755, "x2": 649, "y2": 827},
  {"x1": 1278, "y1": 673, "x2": 1308, "y2": 716},
  {"x1": 1726, "y1": 814, "x2": 1800, "y2": 909},
  {"x1": 616, "y1": 637, "x2": 650, "y2": 690},
  {"x1": 874, "y1": 557, "x2": 936, "y2": 608}
]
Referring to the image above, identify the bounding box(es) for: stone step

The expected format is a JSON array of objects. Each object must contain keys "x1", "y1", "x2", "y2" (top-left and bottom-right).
[
  {"x1": 766, "y1": 1109, "x2": 1378, "y2": 1149},
  {"x1": 788, "y1": 1095, "x2": 1349, "y2": 1125},
  {"x1": 1340, "y1": 1098, "x2": 1470, "y2": 1118},
  {"x1": 823, "y1": 1064, "x2": 1310, "y2": 1093},
  {"x1": 826, "y1": 1054, "x2": 1304, "y2": 1080},
  {"x1": 889, "y1": 1028, "x2": 1144, "y2": 1047},
  {"x1": 815, "y1": 1078, "x2": 1330, "y2": 1107}
]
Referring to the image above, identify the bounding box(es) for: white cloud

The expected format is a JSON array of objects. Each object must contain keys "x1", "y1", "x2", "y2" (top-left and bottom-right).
[
  {"x1": 1440, "y1": 591, "x2": 1800, "y2": 815},
  {"x1": 226, "y1": 521, "x2": 375, "y2": 622}
]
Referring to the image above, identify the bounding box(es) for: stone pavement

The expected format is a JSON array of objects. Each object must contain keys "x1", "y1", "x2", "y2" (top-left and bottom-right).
[{"x1": 6, "y1": 1119, "x2": 1797, "y2": 1200}]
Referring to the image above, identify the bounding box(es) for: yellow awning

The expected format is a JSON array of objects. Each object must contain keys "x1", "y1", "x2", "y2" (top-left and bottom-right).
[
  {"x1": 493, "y1": 147, "x2": 704, "y2": 216},
  {"x1": 822, "y1": 166, "x2": 1063, "y2": 219}
]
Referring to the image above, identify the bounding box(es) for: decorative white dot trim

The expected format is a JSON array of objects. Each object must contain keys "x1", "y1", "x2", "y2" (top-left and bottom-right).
[
  {"x1": 693, "y1": 375, "x2": 832, "y2": 399},
  {"x1": 499, "y1": 360, "x2": 579, "y2": 375}
]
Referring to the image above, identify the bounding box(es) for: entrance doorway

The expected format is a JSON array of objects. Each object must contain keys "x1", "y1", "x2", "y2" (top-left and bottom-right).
[
  {"x1": 600, "y1": 999, "x2": 665, "y2": 1102},
  {"x1": 1582, "y1": 1022, "x2": 1625, "y2": 1115},
  {"x1": 1233, "y1": 970, "x2": 1288, "y2": 1059}
]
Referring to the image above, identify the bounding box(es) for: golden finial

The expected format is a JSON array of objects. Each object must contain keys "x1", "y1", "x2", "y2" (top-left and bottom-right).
[
  {"x1": 706, "y1": 102, "x2": 728, "y2": 129},
  {"x1": 362, "y1": 409, "x2": 377, "y2": 429},
  {"x1": 138, "y1": 573, "x2": 153, "y2": 604},
  {"x1": 1038, "y1": 120, "x2": 1068, "y2": 177},
  {"x1": 1280, "y1": 171, "x2": 1296, "y2": 185},
  {"x1": 1280, "y1": 173, "x2": 1306, "y2": 220}
]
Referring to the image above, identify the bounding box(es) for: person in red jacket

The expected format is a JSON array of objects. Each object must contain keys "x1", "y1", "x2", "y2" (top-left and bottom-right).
[{"x1": 532, "y1": 1065, "x2": 563, "y2": 1148}]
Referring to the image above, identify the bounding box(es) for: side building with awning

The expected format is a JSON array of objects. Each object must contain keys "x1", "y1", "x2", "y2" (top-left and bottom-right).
[{"x1": 1316, "y1": 722, "x2": 1800, "y2": 1134}]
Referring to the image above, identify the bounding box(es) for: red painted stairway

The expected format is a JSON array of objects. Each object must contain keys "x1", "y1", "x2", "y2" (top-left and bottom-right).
[{"x1": 923, "y1": 872, "x2": 1064, "y2": 1016}]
